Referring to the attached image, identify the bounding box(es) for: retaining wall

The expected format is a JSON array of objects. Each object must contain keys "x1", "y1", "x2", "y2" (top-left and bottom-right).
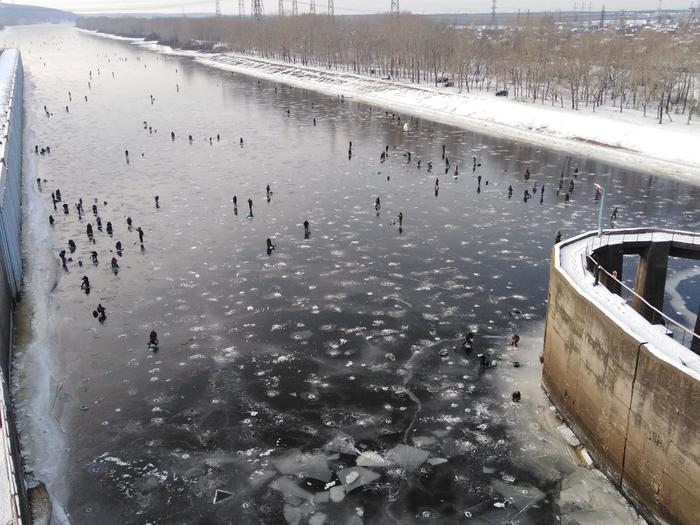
[{"x1": 542, "y1": 242, "x2": 700, "y2": 525}]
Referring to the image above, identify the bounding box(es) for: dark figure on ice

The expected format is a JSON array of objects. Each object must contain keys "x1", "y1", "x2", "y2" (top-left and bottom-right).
[
  {"x1": 55, "y1": 189, "x2": 62, "y2": 202},
  {"x1": 125, "y1": 150, "x2": 129, "y2": 161},
  {"x1": 375, "y1": 197, "x2": 381, "y2": 212},
  {"x1": 397, "y1": 212, "x2": 403, "y2": 227},
  {"x1": 427, "y1": 161, "x2": 433, "y2": 172},
  {"x1": 266, "y1": 185, "x2": 271, "y2": 200},
  {"x1": 155, "y1": 196, "x2": 160, "y2": 208},
  {"x1": 137, "y1": 227, "x2": 144, "y2": 244},
  {"x1": 266, "y1": 238, "x2": 276, "y2": 255},
  {"x1": 555, "y1": 230, "x2": 562, "y2": 244},
  {"x1": 81, "y1": 276, "x2": 91, "y2": 294},
  {"x1": 86, "y1": 224, "x2": 93, "y2": 238},
  {"x1": 568, "y1": 180, "x2": 575, "y2": 193},
  {"x1": 610, "y1": 207, "x2": 619, "y2": 221},
  {"x1": 525, "y1": 168, "x2": 530, "y2": 180},
  {"x1": 96, "y1": 217, "x2": 102, "y2": 230},
  {"x1": 91, "y1": 251, "x2": 98, "y2": 264},
  {"x1": 248, "y1": 198, "x2": 253, "y2": 217},
  {"x1": 148, "y1": 330, "x2": 159, "y2": 350},
  {"x1": 171, "y1": 131, "x2": 175, "y2": 140},
  {"x1": 524, "y1": 190, "x2": 531, "y2": 202},
  {"x1": 49, "y1": 215, "x2": 55, "y2": 226},
  {"x1": 106, "y1": 221, "x2": 113, "y2": 236},
  {"x1": 93, "y1": 304, "x2": 107, "y2": 323},
  {"x1": 115, "y1": 241, "x2": 123, "y2": 255},
  {"x1": 512, "y1": 391, "x2": 521, "y2": 402},
  {"x1": 59, "y1": 250, "x2": 67, "y2": 267},
  {"x1": 126, "y1": 216, "x2": 132, "y2": 228},
  {"x1": 303, "y1": 220, "x2": 310, "y2": 239},
  {"x1": 63, "y1": 203, "x2": 69, "y2": 215},
  {"x1": 442, "y1": 144, "x2": 446, "y2": 159},
  {"x1": 507, "y1": 185, "x2": 513, "y2": 199},
  {"x1": 68, "y1": 239, "x2": 76, "y2": 253},
  {"x1": 92, "y1": 204, "x2": 98, "y2": 215},
  {"x1": 462, "y1": 331, "x2": 474, "y2": 353},
  {"x1": 111, "y1": 257, "x2": 120, "y2": 273},
  {"x1": 565, "y1": 192, "x2": 570, "y2": 203}
]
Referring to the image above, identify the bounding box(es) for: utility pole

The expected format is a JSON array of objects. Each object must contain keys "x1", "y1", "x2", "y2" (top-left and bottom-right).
[
  {"x1": 490, "y1": 0, "x2": 496, "y2": 26},
  {"x1": 600, "y1": 5, "x2": 606, "y2": 27},
  {"x1": 292, "y1": 0, "x2": 298, "y2": 15},
  {"x1": 215, "y1": 0, "x2": 221, "y2": 16},
  {"x1": 309, "y1": 0, "x2": 316, "y2": 14},
  {"x1": 657, "y1": 0, "x2": 663, "y2": 23},
  {"x1": 279, "y1": 0, "x2": 284, "y2": 15},
  {"x1": 252, "y1": 0, "x2": 264, "y2": 19},
  {"x1": 239, "y1": 0, "x2": 245, "y2": 17},
  {"x1": 391, "y1": 0, "x2": 399, "y2": 15},
  {"x1": 328, "y1": 0, "x2": 334, "y2": 16}
]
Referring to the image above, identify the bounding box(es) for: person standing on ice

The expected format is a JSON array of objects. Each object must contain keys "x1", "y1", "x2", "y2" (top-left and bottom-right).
[
  {"x1": 248, "y1": 198, "x2": 253, "y2": 217},
  {"x1": 611, "y1": 207, "x2": 619, "y2": 221},
  {"x1": 137, "y1": 227, "x2": 144, "y2": 244},
  {"x1": 303, "y1": 220, "x2": 310, "y2": 238},
  {"x1": 148, "y1": 331, "x2": 159, "y2": 350},
  {"x1": 375, "y1": 197, "x2": 381, "y2": 212}
]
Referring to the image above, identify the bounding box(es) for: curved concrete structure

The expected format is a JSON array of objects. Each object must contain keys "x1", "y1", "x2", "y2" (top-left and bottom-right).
[{"x1": 543, "y1": 228, "x2": 700, "y2": 525}]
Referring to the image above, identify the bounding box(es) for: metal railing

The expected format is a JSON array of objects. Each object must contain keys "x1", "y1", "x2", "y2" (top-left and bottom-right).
[{"x1": 583, "y1": 230, "x2": 700, "y2": 354}]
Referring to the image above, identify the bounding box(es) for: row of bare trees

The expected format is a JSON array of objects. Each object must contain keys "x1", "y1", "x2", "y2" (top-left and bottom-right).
[{"x1": 77, "y1": 14, "x2": 700, "y2": 123}]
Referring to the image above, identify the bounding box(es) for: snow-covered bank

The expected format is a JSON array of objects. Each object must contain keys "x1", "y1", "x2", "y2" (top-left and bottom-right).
[{"x1": 81, "y1": 28, "x2": 700, "y2": 185}]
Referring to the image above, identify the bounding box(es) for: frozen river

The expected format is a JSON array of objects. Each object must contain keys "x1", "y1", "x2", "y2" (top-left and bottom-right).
[{"x1": 4, "y1": 25, "x2": 700, "y2": 524}]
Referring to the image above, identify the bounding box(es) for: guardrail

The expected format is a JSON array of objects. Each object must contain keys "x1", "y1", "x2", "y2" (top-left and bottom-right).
[{"x1": 581, "y1": 229, "x2": 700, "y2": 351}]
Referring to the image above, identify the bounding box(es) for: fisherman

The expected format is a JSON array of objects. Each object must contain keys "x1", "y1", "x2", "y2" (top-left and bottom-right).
[
  {"x1": 525, "y1": 168, "x2": 530, "y2": 180},
  {"x1": 171, "y1": 131, "x2": 175, "y2": 140},
  {"x1": 137, "y1": 227, "x2": 144, "y2": 244},
  {"x1": 565, "y1": 192, "x2": 570, "y2": 203},
  {"x1": 63, "y1": 203, "x2": 69, "y2": 215},
  {"x1": 397, "y1": 212, "x2": 403, "y2": 227},
  {"x1": 126, "y1": 216, "x2": 132, "y2": 228},
  {"x1": 91, "y1": 251, "x2": 98, "y2": 264},
  {"x1": 303, "y1": 220, "x2": 310, "y2": 237},
  {"x1": 148, "y1": 330, "x2": 159, "y2": 349},
  {"x1": 568, "y1": 180, "x2": 575, "y2": 193},
  {"x1": 266, "y1": 238, "x2": 276, "y2": 254},
  {"x1": 508, "y1": 185, "x2": 513, "y2": 199},
  {"x1": 68, "y1": 239, "x2": 76, "y2": 252},
  {"x1": 92, "y1": 204, "x2": 98, "y2": 215},
  {"x1": 434, "y1": 179, "x2": 439, "y2": 192},
  {"x1": 512, "y1": 391, "x2": 521, "y2": 402},
  {"x1": 59, "y1": 250, "x2": 67, "y2": 266},
  {"x1": 55, "y1": 189, "x2": 62, "y2": 202},
  {"x1": 35, "y1": 145, "x2": 38, "y2": 154},
  {"x1": 248, "y1": 198, "x2": 253, "y2": 216},
  {"x1": 442, "y1": 144, "x2": 446, "y2": 159},
  {"x1": 524, "y1": 190, "x2": 531, "y2": 202},
  {"x1": 81, "y1": 276, "x2": 91, "y2": 293},
  {"x1": 427, "y1": 161, "x2": 433, "y2": 172},
  {"x1": 477, "y1": 175, "x2": 482, "y2": 186},
  {"x1": 380, "y1": 151, "x2": 386, "y2": 163},
  {"x1": 125, "y1": 149, "x2": 129, "y2": 160},
  {"x1": 510, "y1": 334, "x2": 520, "y2": 347},
  {"x1": 86, "y1": 224, "x2": 93, "y2": 238},
  {"x1": 417, "y1": 160, "x2": 422, "y2": 169},
  {"x1": 96, "y1": 216, "x2": 102, "y2": 230},
  {"x1": 266, "y1": 185, "x2": 271, "y2": 199},
  {"x1": 555, "y1": 230, "x2": 562, "y2": 244},
  {"x1": 111, "y1": 257, "x2": 120, "y2": 273},
  {"x1": 106, "y1": 221, "x2": 113, "y2": 235},
  {"x1": 454, "y1": 164, "x2": 459, "y2": 176},
  {"x1": 611, "y1": 207, "x2": 619, "y2": 221},
  {"x1": 49, "y1": 215, "x2": 55, "y2": 226},
  {"x1": 479, "y1": 353, "x2": 489, "y2": 369},
  {"x1": 155, "y1": 195, "x2": 160, "y2": 208},
  {"x1": 375, "y1": 197, "x2": 381, "y2": 211},
  {"x1": 462, "y1": 331, "x2": 474, "y2": 352},
  {"x1": 115, "y1": 241, "x2": 123, "y2": 254},
  {"x1": 240, "y1": 137, "x2": 244, "y2": 146}
]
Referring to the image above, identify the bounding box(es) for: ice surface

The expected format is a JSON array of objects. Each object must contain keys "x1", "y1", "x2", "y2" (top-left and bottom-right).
[
  {"x1": 337, "y1": 467, "x2": 380, "y2": 493},
  {"x1": 273, "y1": 450, "x2": 332, "y2": 482},
  {"x1": 271, "y1": 477, "x2": 315, "y2": 503},
  {"x1": 385, "y1": 444, "x2": 430, "y2": 472},
  {"x1": 356, "y1": 451, "x2": 391, "y2": 468}
]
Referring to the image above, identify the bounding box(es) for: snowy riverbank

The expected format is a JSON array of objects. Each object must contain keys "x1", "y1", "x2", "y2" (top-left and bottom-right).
[{"x1": 82, "y1": 29, "x2": 700, "y2": 184}]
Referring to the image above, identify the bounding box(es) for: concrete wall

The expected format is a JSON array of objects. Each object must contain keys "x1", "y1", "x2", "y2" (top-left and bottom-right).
[
  {"x1": 0, "y1": 49, "x2": 27, "y2": 524},
  {"x1": 543, "y1": 249, "x2": 700, "y2": 525}
]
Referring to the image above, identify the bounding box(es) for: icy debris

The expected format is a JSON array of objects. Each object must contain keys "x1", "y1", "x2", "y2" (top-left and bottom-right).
[
  {"x1": 356, "y1": 451, "x2": 391, "y2": 468},
  {"x1": 558, "y1": 424, "x2": 581, "y2": 447},
  {"x1": 427, "y1": 458, "x2": 448, "y2": 466},
  {"x1": 385, "y1": 444, "x2": 429, "y2": 472},
  {"x1": 309, "y1": 513, "x2": 327, "y2": 525},
  {"x1": 337, "y1": 467, "x2": 380, "y2": 492},
  {"x1": 213, "y1": 489, "x2": 233, "y2": 504},
  {"x1": 492, "y1": 479, "x2": 546, "y2": 509},
  {"x1": 273, "y1": 450, "x2": 331, "y2": 482},
  {"x1": 271, "y1": 476, "x2": 314, "y2": 502},
  {"x1": 330, "y1": 485, "x2": 345, "y2": 503},
  {"x1": 323, "y1": 433, "x2": 360, "y2": 455}
]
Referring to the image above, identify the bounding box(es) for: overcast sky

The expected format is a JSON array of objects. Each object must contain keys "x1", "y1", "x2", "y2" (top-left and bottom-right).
[{"x1": 22, "y1": 0, "x2": 694, "y2": 15}]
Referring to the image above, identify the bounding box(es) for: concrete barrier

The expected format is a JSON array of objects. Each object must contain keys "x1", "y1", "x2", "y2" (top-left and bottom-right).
[{"x1": 543, "y1": 229, "x2": 700, "y2": 525}]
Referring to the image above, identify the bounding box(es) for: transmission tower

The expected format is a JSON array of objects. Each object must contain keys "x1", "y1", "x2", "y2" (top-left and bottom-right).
[
  {"x1": 292, "y1": 0, "x2": 298, "y2": 15},
  {"x1": 309, "y1": 0, "x2": 316, "y2": 14},
  {"x1": 252, "y1": 0, "x2": 264, "y2": 18},
  {"x1": 391, "y1": 0, "x2": 399, "y2": 15},
  {"x1": 279, "y1": 0, "x2": 284, "y2": 15},
  {"x1": 490, "y1": 0, "x2": 496, "y2": 26},
  {"x1": 215, "y1": 0, "x2": 221, "y2": 16},
  {"x1": 328, "y1": 0, "x2": 334, "y2": 16},
  {"x1": 239, "y1": 0, "x2": 245, "y2": 16}
]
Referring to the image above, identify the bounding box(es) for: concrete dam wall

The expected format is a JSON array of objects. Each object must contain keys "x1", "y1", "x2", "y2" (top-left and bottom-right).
[
  {"x1": 0, "y1": 48, "x2": 27, "y2": 524},
  {"x1": 542, "y1": 229, "x2": 700, "y2": 525}
]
